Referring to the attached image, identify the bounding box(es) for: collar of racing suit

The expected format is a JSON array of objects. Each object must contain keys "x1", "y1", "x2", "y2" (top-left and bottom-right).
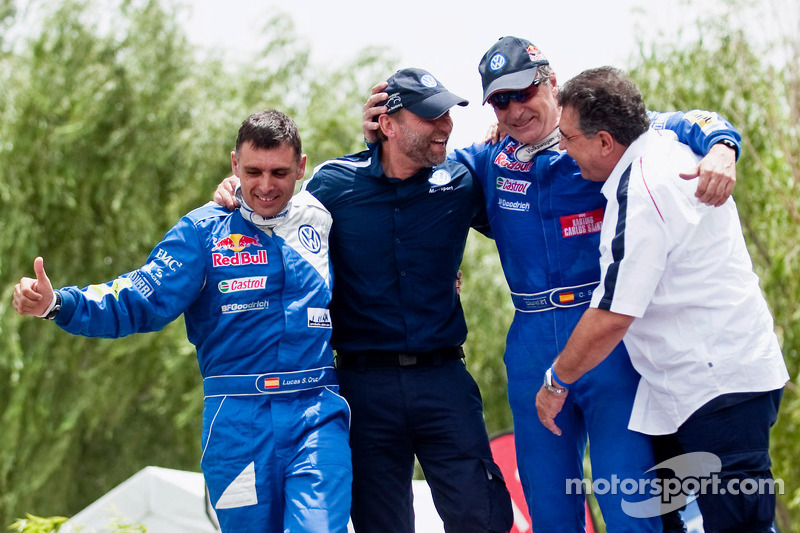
[
  {"x1": 235, "y1": 186, "x2": 291, "y2": 236},
  {"x1": 514, "y1": 127, "x2": 562, "y2": 159}
]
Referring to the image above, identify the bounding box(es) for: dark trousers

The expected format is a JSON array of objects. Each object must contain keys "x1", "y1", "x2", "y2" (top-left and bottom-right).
[
  {"x1": 338, "y1": 358, "x2": 513, "y2": 533},
  {"x1": 654, "y1": 389, "x2": 783, "y2": 533}
]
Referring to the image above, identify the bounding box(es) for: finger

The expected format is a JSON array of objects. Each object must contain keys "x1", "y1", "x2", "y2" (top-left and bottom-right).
[
  {"x1": 214, "y1": 177, "x2": 241, "y2": 208},
  {"x1": 370, "y1": 81, "x2": 388, "y2": 96},
  {"x1": 363, "y1": 104, "x2": 387, "y2": 122},
  {"x1": 19, "y1": 278, "x2": 44, "y2": 301},
  {"x1": 703, "y1": 179, "x2": 725, "y2": 206},
  {"x1": 696, "y1": 175, "x2": 727, "y2": 206},
  {"x1": 364, "y1": 92, "x2": 388, "y2": 111},
  {"x1": 224, "y1": 175, "x2": 238, "y2": 194},
  {"x1": 543, "y1": 418, "x2": 562, "y2": 436},
  {"x1": 13, "y1": 280, "x2": 45, "y2": 315},
  {"x1": 33, "y1": 257, "x2": 52, "y2": 291}
]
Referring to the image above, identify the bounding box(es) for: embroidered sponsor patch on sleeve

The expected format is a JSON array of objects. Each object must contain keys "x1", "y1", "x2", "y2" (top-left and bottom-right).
[
  {"x1": 308, "y1": 308, "x2": 332, "y2": 328},
  {"x1": 560, "y1": 208, "x2": 604, "y2": 238}
]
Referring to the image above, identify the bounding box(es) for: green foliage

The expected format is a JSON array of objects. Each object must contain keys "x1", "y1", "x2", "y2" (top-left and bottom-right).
[
  {"x1": 7, "y1": 513, "x2": 145, "y2": 533},
  {"x1": 461, "y1": 231, "x2": 514, "y2": 435},
  {"x1": 629, "y1": 2, "x2": 800, "y2": 529},
  {"x1": 7, "y1": 515, "x2": 68, "y2": 533},
  {"x1": 0, "y1": 0, "x2": 393, "y2": 527}
]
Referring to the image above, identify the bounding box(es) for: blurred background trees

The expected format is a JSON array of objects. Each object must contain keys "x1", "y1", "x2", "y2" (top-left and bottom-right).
[
  {"x1": 0, "y1": 0, "x2": 394, "y2": 525},
  {"x1": 0, "y1": 0, "x2": 797, "y2": 530},
  {"x1": 628, "y1": 1, "x2": 799, "y2": 528}
]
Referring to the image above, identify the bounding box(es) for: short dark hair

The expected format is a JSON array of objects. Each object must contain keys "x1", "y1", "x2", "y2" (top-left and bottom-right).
[
  {"x1": 557, "y1": 66, "x2": 649, "y2": 146},
  {"x1": 235, "y1": 109, "x2": 302, "y2": 161}
]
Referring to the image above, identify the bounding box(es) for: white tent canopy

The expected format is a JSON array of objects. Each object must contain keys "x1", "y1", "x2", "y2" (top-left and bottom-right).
[{"x1": 61, "y1": 466, "x2": 444, "y2": 532}]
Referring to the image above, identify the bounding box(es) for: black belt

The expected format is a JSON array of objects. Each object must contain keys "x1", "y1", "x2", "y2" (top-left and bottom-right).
[{"x1": 336, "y1": 346, "x2": 464, "y2": 369}]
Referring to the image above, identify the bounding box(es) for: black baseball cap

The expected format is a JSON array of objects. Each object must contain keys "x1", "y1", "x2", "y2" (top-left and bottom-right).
[
  {"x1": 377, "y1": 68, "x2": 468, "y2": 120},
  {"x1": 479, "y1": 36, "x2": 550, "y2": 104}
]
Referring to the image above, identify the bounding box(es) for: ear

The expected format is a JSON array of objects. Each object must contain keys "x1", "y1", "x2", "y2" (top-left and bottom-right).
[
  {"x1": 377, "y1": 113, "x2": 395, "y2": 139},
  {"x1": 231, "y1": 151, "x2": 238, "y2": 176},
  {"x1": 596, "y1": 131, "x2": 618, "y2": 157},
  {"x1": 549, "y1": 72, "x2": 558, "y2": 96},
  {"x1": 296, "y1": 154, "x2": 307, "y2": 181}
]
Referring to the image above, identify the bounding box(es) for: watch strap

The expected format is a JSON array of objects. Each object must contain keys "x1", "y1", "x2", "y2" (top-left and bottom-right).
[{"x1": 42, "y1": 291, "x2": 62, "y2": 320}]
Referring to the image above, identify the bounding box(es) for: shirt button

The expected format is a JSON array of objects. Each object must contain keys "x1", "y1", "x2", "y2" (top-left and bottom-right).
[
  {"x1": 394, "y1": 208, "x2": 400, "y2": 213},
  {"x1": 400, "y1": 271, "x2": 406, "y2": 276},
  {"x1": 395, "y1": 238, "x2": 401, "y2": 244}
]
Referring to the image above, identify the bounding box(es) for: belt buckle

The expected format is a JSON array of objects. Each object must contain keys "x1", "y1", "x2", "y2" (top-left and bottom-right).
[{"x1": 398, "y1": 353, "x2": 417, "y2": 367}]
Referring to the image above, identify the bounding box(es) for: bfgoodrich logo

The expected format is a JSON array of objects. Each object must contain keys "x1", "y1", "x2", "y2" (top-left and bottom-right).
[{"x1": 221, "y1": 300, "x2": 268, "y2": 314}]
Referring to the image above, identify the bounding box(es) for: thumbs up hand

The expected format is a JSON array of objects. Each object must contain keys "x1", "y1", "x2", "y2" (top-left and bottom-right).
[{"x1": 13, "y1": 257, "x2": 56, "y2": 317}]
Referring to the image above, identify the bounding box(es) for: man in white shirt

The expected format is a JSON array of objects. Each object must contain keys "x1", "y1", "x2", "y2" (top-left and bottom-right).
[{"x1": 535, "y1": 66, "x2": 789, "y2": 533}]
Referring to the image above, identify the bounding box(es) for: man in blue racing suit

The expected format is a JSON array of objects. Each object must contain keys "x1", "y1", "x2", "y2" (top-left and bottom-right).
[
  {"x1": 362, "y1": 37, "x2": 740, "y2": 532},
  {"x1": 12, "y1": 110, "x2": 352, "y2": 533}
]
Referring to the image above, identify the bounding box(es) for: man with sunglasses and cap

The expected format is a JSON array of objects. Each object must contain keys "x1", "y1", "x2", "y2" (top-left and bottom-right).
[
  {"x1": 360, "y1": 38, "x2": 741, "y2": 532},
  {"x1": 214, "y1": 68, "x2": 513, "y2": 533}
]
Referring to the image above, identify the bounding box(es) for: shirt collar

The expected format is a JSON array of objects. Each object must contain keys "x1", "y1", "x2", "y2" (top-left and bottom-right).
[
  {"x1": 601, "y1": 130, "x2": 655, "y2": 199},
  {"x1": 235, "y1": 186, "x2": 291, "y2": 234},
  {"x1": 369, "y1": 142, "x2": 436, "y2": 184},
  {"x1": 512, "y1": 127, "x2": 563, "y2": 159}
]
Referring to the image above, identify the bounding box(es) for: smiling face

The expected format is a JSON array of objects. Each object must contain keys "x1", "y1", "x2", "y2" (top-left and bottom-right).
[
  {"x1": 558, "y1": 105, "x2": 610, "y2": 182},
  {"x1": 393, "y1": 109, "x2": 453, "y2": 168},
  {"x1": 231, "y1": 141, "x2": 306, "y2": 218},
  {"x1": 491, "y1": 73, "x2": 560, "y2": 145}
]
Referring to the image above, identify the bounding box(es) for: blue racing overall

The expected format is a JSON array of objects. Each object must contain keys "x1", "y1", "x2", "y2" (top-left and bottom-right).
[
  {"x1": 53, "y1": 191, "x2": 352, "y2": 533},
  {"x1": 452, "y1": 110, "x2": 741, "y2": 532}
]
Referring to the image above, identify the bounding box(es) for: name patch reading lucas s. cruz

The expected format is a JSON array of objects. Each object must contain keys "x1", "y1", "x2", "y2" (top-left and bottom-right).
[{"x1": 560, "y1": 208, "x2": 604, "y2": 238}]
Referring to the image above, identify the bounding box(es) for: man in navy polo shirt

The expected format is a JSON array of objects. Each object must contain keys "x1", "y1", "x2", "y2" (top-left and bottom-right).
[{"x1": 302, "y1": 68, "x2": 513, "y2": 533}]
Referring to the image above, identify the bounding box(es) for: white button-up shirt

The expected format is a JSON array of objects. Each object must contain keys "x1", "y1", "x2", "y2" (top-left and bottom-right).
[{"x1": 592, "y1": 129, "x2": 789, "y2": 435}]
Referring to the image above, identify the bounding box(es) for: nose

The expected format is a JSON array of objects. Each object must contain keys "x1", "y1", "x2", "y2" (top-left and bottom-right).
[
  {"x1": 505, "y1": 99, "x2": 528, "y2": 119},
  {"x1": 255, "y1": 173, "x2": 278, "y2": 192}
]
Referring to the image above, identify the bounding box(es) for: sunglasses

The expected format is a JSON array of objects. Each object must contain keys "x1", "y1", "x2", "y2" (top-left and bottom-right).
[{"x1": 487, "y1": 77, "x2": 546, "y2": 110}]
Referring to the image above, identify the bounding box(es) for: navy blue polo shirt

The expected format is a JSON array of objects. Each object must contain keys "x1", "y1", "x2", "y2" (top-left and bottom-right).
[{"x1": 302, "y1": 144, "x2": 488, "y2": 353}]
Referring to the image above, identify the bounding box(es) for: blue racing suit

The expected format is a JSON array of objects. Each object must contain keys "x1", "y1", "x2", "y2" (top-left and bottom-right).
[
  {"x1": 452, "y1": 110, "x2": 741, "y2": 532},
  {"x1": 52, "y1": 191, "x2": 352, "y2": 533}
]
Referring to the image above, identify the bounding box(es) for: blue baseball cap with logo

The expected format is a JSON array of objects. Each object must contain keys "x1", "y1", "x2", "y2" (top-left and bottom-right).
[
  {"x1": 377, "y1": 68, "x2": 469, "y2": 120},
  {"x1": 479, "y1": 36, "x2": 549, "y2": 104}
]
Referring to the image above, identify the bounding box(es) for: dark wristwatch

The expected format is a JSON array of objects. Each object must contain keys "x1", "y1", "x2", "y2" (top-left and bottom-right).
[
  {"x1": 715, "y1": 138, "x2": 738, "y2": 156},
  {"x1": 43, "y1": 291, "x2": 62, "y2": 320}
]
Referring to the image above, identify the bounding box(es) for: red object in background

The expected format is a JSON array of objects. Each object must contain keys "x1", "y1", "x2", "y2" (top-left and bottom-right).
[{"x1": 490, "y1": 432, "x2": 596, "y2": 533}]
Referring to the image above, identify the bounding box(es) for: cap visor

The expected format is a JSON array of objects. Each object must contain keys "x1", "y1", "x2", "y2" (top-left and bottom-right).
[
  {"x1": 482, "y1": 68, "x2": 539, "y2": 104},
  {"x1": 407, "y1": 91, "x2": 469, "y2": 120}
]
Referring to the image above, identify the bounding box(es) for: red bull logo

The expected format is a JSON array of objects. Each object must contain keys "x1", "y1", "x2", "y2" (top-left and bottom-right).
[
  {"x1": 494, "y1": 152, "x2": 533, "y2": 172},
  {"x1": 212, "y1": 233, "x2": 267, "y2": 268},
  {"x1": 212, "y1": 249, "x2": 268, "y2": 268},
  {"x1": 212, "y1": 233, "x2": 262, "y2": 252}
]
